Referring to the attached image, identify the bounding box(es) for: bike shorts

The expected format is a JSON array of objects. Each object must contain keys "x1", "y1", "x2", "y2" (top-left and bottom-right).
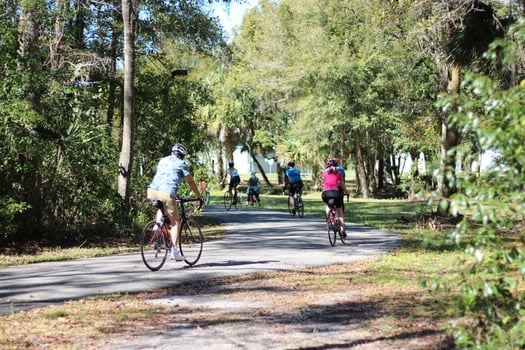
[
  {"x1": 322, "y1": 189, "x2": 343, "y2": 208},
  {"x1": 289, "y1": 181, "x2": 303, "y2": 196},
  {"x1": 247, "y1": 186, "x2": 259, "y2": 194},
  {"x1": 229, "y1": 175, "x2": 240, "y2": 187},
  {"x1": 147, "y1": 188, "x2": 180, "y2": 221}
]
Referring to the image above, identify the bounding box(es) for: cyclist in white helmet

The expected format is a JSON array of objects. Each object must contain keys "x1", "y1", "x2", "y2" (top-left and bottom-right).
[{"x1": 147, "y1": 143, "x2": 203, "y2": 261}]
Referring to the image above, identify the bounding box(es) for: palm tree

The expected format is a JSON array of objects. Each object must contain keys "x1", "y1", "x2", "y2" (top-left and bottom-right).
[{"x1": 437, "y1": 0, "x2": 505, "y2": 216}]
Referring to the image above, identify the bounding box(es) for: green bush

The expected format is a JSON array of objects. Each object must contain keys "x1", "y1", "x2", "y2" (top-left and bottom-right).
[{"x1": 435, "y1": 21, "x2": 525, "y2": 348}]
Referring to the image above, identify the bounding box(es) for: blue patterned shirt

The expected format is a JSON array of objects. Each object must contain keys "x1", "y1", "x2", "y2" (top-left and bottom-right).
[{"x1": 149, "y1": 155, "x2": 190, "y2": 196}]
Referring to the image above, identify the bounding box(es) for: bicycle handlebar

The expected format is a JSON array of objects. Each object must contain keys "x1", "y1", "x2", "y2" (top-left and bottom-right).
[{"x1": 177, "y1": 197, "x2": 204, "y2": 210}]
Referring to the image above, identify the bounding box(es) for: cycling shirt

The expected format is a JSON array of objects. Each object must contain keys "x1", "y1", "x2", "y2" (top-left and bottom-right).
[
  {"x1": 286, "y1": 168, "x2": 302, "y2": 183},
  {"x1": 149, "y1": 155, "x2": 190, "y2": 197},
  {"x1": 248, "y1": 176, "x2": 259, "y2": 187},
  {"x1": 322, "y1": 169, "x2": 343, "y2": 191},
  {"x1": 227, "y1": 167, "x2": 240, "y2": 178}
]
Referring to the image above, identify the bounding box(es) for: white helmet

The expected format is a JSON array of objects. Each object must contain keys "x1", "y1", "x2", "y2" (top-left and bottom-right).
[{"x1": 171, "y1": 143, "x2": 187, "y2": 157}]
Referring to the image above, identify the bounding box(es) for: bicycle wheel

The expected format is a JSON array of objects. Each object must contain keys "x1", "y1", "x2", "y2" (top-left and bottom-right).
[
  {"x1": 178, "y1": 218, "x2": 203, "y2": 266},
  {"x1": 339, "y1": 220, "x2": 346, "y2": 244},
  {"x1": 141, "y1": 221, "x2": 169, "y2": 271},
  {"x1": 235, "y1": 193, "x2": 243, "y2": 209},
  {"x1": 223, "y1": 191, "x2": 232, "y2": 211},
  {"x1": 328, "y1": 223, "x2": 337, "y2": 246},
  {"x1": 296, "y1": 197, "x2": 304, "y2": 217}
]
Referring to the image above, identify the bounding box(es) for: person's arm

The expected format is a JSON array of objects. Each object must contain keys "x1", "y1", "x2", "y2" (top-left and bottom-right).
[
  {"x1": 185, "y1": 174, "x2": 202, "y2": 200},
  {"x1": 339, "y1": 173, "x2": 348, "y2": 193}
]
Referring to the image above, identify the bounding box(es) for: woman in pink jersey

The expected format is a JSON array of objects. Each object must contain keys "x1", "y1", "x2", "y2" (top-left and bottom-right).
[{"x1": 321, "y1": 158, "x2": 348, "y2": 237}]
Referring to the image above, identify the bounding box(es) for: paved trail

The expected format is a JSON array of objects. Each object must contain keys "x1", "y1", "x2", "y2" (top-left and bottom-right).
[{"x1": 0, "y1": 206, "x2": 401, "y2": 316}]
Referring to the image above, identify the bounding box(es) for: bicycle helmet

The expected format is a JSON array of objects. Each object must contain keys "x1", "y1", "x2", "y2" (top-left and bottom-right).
[
  {"x1": 288, "y1": 161, "x2": 295, "y2": 167},
  {"x1": 171, "y1": 143, "x2": 187, "y2": 157},
  {"x1": 327, "y1": 157, "x2": 339, "y2": 167},
  {"x1": 228, "y1": 162, "x2": 234, "y2": 167}
]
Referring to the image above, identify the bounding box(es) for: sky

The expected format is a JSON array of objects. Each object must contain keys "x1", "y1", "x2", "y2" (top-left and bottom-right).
[{"x1": 208, "y1": 0, "x2": 259, "y2": 38}]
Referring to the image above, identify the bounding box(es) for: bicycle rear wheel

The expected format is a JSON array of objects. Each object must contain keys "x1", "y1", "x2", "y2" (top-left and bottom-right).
[
  {"x1": 223, "y1": 191, "x2": 232, "y2": 211},
  {"x1": 141, "y1": 221, "x2": 169, "y2": 271},
  {"x1": 235, "y1": 193, "x2": 243, "y2": 209},
  {"x1": 179, "y1": 219, "x2": 203, "y2": 266},
  {"x1": 328, "y1": 221, "x2": 337, "y2": 246},
  {"x1": 297, "y1": 197, "x2": 304, "y2": 217}
]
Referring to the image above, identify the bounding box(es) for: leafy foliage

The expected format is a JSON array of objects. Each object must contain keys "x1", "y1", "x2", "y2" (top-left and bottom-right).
[{"x1": 434, "y1": 20, "x2": 525, "y2": 348}]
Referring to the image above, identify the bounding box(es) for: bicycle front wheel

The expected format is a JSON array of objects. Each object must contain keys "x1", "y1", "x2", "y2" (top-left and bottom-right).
[
  {"x1": 223, "y1": 191, "x2": 232, "y2": 211},
  {"x1": 297, "y1": 197, "x2": 304, "y2": 218},
  {"x1": 179, "y1": 219, "x2": 203, "y2": 266},
  {"x1": 141, "y1": 221, "x2": 168, "y2": 271}
]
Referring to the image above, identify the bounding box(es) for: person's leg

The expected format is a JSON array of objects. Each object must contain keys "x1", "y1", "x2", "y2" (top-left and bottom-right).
[
  {"x1": 165, "y1": 197, "x2": 184, "y2": 260},
  {"x1": 289, "y1": 185, "x2": 296, "y2": 208}
]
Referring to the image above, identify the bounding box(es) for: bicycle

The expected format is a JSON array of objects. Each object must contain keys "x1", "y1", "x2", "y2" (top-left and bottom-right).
[
  {"x1": 223, "y1": 186, "x2": 242, "y2": 211},
  {"x1": 326, "y1": 199, "x2": 346, "y2": 246},
  {"x1": 247, "y1": 188, "x2": 257, "y2": 206},
  {"x1": 288, "y1": 192, "x2": 304, "y2": 217},
  {"x1": 140, "y1": 197, "x2": 204, "y2": 271}
]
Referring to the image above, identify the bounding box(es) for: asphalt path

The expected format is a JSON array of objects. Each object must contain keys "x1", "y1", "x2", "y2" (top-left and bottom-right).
[{"x1": 0, "y1": 205, "x2": 401, "y2": 316}]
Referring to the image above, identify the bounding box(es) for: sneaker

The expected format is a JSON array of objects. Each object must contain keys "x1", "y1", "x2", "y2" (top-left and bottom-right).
[
  {"x1": 170, "y1": 247, "x2": 185, "y2": 261},
  {"x1": 341, "y1": 230, "x2": 347, "y2": 238}
]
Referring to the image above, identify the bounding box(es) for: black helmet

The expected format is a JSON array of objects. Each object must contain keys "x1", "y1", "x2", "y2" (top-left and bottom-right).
[
  {"x1": 288, "y1": 161, "x2": 295, "y2": 167},
  {"x1": 327, "y1": 157, "x2": 339, "y2": 167},
  {"x1": 171, "y1": 143, "x2": 187, "y2": 157},
  {"x1": 228, "y1": 161, "x2": 234, "y2": 167}
]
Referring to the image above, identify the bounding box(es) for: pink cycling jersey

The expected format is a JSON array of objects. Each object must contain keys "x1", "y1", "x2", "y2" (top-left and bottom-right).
[{"x1": 323, "y1": 169, "x2": 343, "y2": 190}]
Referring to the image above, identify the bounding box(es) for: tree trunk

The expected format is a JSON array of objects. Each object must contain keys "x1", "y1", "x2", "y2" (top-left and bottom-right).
[
  {"x1": 354, "y1": 131, "x2": 370, "y2": 199},
  {"x1": 438, "y1": 62, "x2": 461, "y2": 216},
  {"x1": 117, "y1": 0, "x2": 137, "y2": 224},
  {"x1": 249, "y1": 151, "x2": 272, "y2": 186}
]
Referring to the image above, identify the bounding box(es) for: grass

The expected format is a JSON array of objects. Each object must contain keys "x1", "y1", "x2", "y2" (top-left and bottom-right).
[{"x1": 0, "y1": 189, "x2": 468, "y2": 349}]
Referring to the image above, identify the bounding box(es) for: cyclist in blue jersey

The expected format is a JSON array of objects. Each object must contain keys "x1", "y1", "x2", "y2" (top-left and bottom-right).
[
  {"x1": 222, "y1": 162, "x2": 241, "y2": 203},
  {"x1": 147, "y1": 143, "x2": 203, "y2": 261},
  {"x1": 285, "y1": 161, "x2": 303, "y2": 213}
]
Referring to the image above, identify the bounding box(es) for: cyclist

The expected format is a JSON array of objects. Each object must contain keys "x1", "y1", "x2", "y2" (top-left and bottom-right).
[
  {"x1": 246, "y1": 171, "x2": 261, "y2": 206},
  {"x1": 285, "y1": 161, "x2": 303, "y2": 215},
  {"x1": 147, "y1": 143, "x2": 204, "y2": 261},
  {"x1": 222, "y1": 161, "x2": 241, "y2": 203},
  {"x1": 321, "y1": 158, "x2": 348, "y2": 237},
  {"x1": 329, "y1": 157, "x2": 347, "y2": 211}
]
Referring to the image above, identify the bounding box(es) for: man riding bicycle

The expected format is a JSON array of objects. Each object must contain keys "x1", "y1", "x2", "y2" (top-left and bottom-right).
[
  {"x1": 147, "y1": 143, "x2": 204, "y2": 261},
  {"x1": 285, "y1": 161, "x2": 303, "y2": 214},
  {"x1": 222, "y1": 161, "x2": 241, "y2": 203}
]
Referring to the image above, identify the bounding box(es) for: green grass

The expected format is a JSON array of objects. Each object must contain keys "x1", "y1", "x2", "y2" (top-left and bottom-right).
[{"x1": 209, "y1": 188, "x2": 428, "y2": 228}]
